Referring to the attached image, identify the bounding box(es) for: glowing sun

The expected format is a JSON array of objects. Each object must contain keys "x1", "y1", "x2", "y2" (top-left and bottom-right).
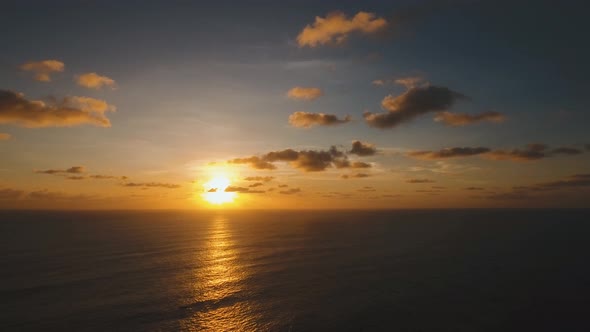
[{"x1": 203, "y1": 176, "x2": 236, "y2": 204}]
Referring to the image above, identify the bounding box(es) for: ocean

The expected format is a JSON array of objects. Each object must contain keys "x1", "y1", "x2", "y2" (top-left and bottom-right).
[{"x1": 1, "y1": 209, "x2": 589, "y2": 331}]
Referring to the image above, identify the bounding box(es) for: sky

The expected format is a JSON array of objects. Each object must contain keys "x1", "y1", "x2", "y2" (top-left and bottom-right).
[{"x1": 1, "y1": 0, "x2": 589, "y2": 209}]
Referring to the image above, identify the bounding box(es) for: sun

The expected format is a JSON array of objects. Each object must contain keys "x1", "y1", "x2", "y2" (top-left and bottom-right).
[{"x1": 202, "y1": 176, "x2": 236, "y2": 205}]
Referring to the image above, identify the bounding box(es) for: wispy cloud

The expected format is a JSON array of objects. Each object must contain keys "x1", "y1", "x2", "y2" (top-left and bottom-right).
[{"x1": 434, "y1": 111, "x2": 506, "y2": 126}]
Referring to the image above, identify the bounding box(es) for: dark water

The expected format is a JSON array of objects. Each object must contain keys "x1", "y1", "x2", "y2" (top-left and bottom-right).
[{"x1": 1, "y1": 210, "x2": 589, "y2": 331}]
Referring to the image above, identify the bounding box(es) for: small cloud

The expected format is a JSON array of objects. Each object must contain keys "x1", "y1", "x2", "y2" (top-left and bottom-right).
[
  {"x1": 0, "y1": 188, "x2": 26, "y2": 200},
  {"x1": 550, "y1": 147, "x2": 583, "y2": 155},
  {"x1": 407, "y1": 147, "x2": 490, "y2": 160},
  {"x1": 364, "y1": 85, "x2": 467, "y2": 129},
  {"x1": 0, "y1": 90, "x2": 115, "y2": 128},
  {"x1": 371, "y1": 79, "x2": 385, "y2": 86},
  {"x1": 279, "y1": 188, "x2": 301, "y2": 195},
  {"x1": 406, "y1": 178, "x2": 435, "y2": 183},
  {"x1": 35, "y1": 166, "x2": 86, "y2": 175},
  {"x1": 484, "y1": 144, "x2": 547, "y2": 162},
  {"x1": 225, "y1": 186, "x2": 265, "y2": 194},
  {"x1": 244, "y1": 176, "x2": 274, "y2": 182},
  {"x1": 19, "y1": 59, "x2": 64, "y2": 82},
  {"x1": 0, "y1": 133, "x2": 11, "y2": 140},
  {"x1": 465, "y1": 187, "x2": 484, "y2": 191},
  {"x1": 349, "y1": 140, "x2": 377, "y2": 156},
  {"x1": 289, "y1": 111, "x2": 351, "y2": 128},
  {"x1": 76, "y1": 72, "x2": 116, "y2": 89},
  {"x1": 434, "y1": 111, "x2": 506, "y2": 126},
  {"x1": 287, "y1": 87, "x2": 324, "y2": 101},
  {"x1": 66, "y1": 176, "x2": 85, "y2": 180},
  {"x1": 123, "y1": 182, "x2": 181, "y2": 189},
  {"x1": 248, "y1": 182, "x2": 264, "y2": 188},
  {"x1": 297, "y1": 11, "x2": 387, "y2": 47},
  {"x1": 351, "y1": 161, "x2": 372, "y2": 169},
  {"x1": 341, "y1": 173, "x2": 370, "y2": 179},
  {"x1": 394, "y1": 76, "x2": 424, "y2": 88},
  {"x1": 229, "y1": 156, "x2": 276, "y2": 170},
  {"x1": 357, "y1": 186, "x2": 376, "y2": 192}
]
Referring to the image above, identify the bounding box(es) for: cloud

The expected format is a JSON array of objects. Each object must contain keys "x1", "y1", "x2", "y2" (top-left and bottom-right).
[
  {"x1": 357, "y1": 186, "x2": 376, "y2": 192},
  {"x1": 465, "y1": 187, "x2": 484, "y2": 191},
  {"x1": 287, "y1": 87, "x2": 324, "y2": 101},
  {"x1": 0, "y1": 188, "x2": 25, "y2": 200},
  {"x1": 0, "y1": 133, "x2": 11, "y2": 140},
  {"x1": 349, "y1": 140, "x2": 377, "y2": 156},
  {"x1": 394, "y1": 76, "x2": 425, "y2": 88},
  {"x1": 364, "y1": 85, "x2": 467, "y2": 129},
  {"x1": 231, "y1": 146, "x2": 349, "y2": 172},
  {"x1": 484, "y1": 144, "x2": 548, "y2": 162},
  {"x1": 341, "y1": 173, "x2": 370, "y2": 179},
  {"x1": 229, "y1": 156, "x2": 276, "y2": 170},
  {"x1": 288, "y1": 111, "x2": 351, "y2": 128},
  {"x1": 244, "y1": 176, "x2": 274, "y2": 182},
  {"x1": 434, "y1": 111, "x2": 506, "y2": 126},
  {"x1": 76, "y1": 72, "x2": 116, "y2": 89},
  {"x1": 248, "y1": 182, "x2": 264, "y2": 188},
  {"x1": 35, "y1": 166, "x2": 86, "y2": 175},
  {"x1": 351, "y1": 161, "x2": 372, "y2": 168},
  {"x1": 123, "y1": 182, "x2": 181, "y2": 189},
  {"x1": 66, "y1": 176, "x2": 85, "y2": 180},
  {"x1": 372, "y1": 79, "x2": 385, "y2": 86},
  {"x1": 406, "y1": 178, "x2": 435, "y2": 183},
  {"x1": 407, "y1": 147, "x2": 490, "y2": 160},
  {"x1": 89, "y1": 175, "x2": 128, "y2": 180},
  {"x1": 550, "y1": 147, "x2": 583, "y2": 155},
  {"x1": 278, "y1": 184, "x2": 289, "y2": 188},
  {"x1": 0, "y1": 90, "x2": 116, "y2": 128},
  {"x1": 279, "y1": 188, "x2": 301, "y2": 195},
  {"x1": 225, "y1": 186, "x2": 265, "y2": 194},
  {"x1": 484, "y1": 174, "x2": 590, "y2": 200},
  {"x1": 297, "y1": 11, "x2": 387, "y2": 47},
  {"x1": 19, "y1": 60, "x2": 64, "y2": 82}
]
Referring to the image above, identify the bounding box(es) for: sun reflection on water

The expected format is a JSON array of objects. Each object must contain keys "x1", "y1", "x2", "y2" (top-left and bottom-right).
[{"x1": 180, "y1": 216, "x2": 259, "y2": 331}]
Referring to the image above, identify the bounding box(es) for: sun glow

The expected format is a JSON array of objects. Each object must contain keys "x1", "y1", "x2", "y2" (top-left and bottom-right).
[{"x1": 203, "y1": 176, "x2": 236, "y2": 205}]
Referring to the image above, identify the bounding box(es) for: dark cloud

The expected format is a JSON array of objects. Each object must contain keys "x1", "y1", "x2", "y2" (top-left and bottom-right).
[
  {"x1": 0, "y1": 90, "x2": 115, "y2": 128},
  {"x1": 484, "y1": 144, "x2": 548, "y2": 162},
  {"x1": 230, "y1": 146, "x2": 349, "y2": 172},
  {"x1": 279, "y1": 188, "x2": 301, "y2": 195},
  {"x1": 35, "y1": 166, "x2": 86, "y2": 175},
  {"x1": 0, "y1": 188, "x2": 25, "y2": 200},
  {"x1": 351, "y1": 161, "x2": 372, "y2": 168},
  {"x1": 364, "y1": 85, "x2": 467, "y2": 129},
  {"x1": 407, "y1": 147, "x2": 490, "y2": 160},
  {"x1": 484, "y1": 174, "x2": 590, "y2": 200},
  {"x1": 244, "y1": 176, "x2": 274, "y2": 182},
  {"x1": 406, "y1": 178, "x2": 435, "y2": 183},
  {"x1": 434, "y1": 111, "x2": 506, "y2": 126},
  {"x1": 349, "y1": 140, "x2": 377, "y2": 156},
  {"x1": 550, "y1": 147, "x2": 583, "y2": 155},
  {"x1": 123, "y1": 182, "x2": 181, "y2": 189},
  {"x1": 225, "y1": 186, "x2": 265, "y2": 194},
  {"x1": 248, "y1": 182, "x2": 264, "y2": 188},
  {"x1": 289, "y1": 111, "x2": 351, "y2": 128},
  {"x1": 341, "y1": 173, "x2": 370, "y2": 179},
  {"x1": 465, "y1": 187, "x2": 484, "y2": 191}
]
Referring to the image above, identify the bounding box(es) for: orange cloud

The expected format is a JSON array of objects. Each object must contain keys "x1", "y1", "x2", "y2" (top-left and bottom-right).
[
  {"x1": 76, "y1": 72, "x2": 116, "y2": 89},
  {"x1": 288, "y1": 111, "x2": 351, "y2": 128},
  {"x1": 297, "y1": 11, "x2": 387, "y2": 47},
  {"x1": 287, "y1": 87, "x2": 324, "y2": 101},
  {"x1": 35, "y1": 166, "x2": 85, "y2": 175},
  {"x1": 0, "y1": 133, "x2": 11, "y2": 140},
  {"x1": 19, "y1": 60, "x2": 64, "y2": 82},
  {"x1": 0, "y1": 90, "x2": 116, "y2": 128},
  {"x1": 434, "y1": 111, "x2": 505, "y2": 126},
  {"x1": 349, "y1": 140, "x2": 377, "y2": 156},
  {"x1": 123, "y1": 182, "x2": 181, "y2": 189}
]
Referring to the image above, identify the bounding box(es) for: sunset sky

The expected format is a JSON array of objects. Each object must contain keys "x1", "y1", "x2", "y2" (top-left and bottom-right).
[{"x1": 1, "y1": 0, "x2": 589, "y2": 209}]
